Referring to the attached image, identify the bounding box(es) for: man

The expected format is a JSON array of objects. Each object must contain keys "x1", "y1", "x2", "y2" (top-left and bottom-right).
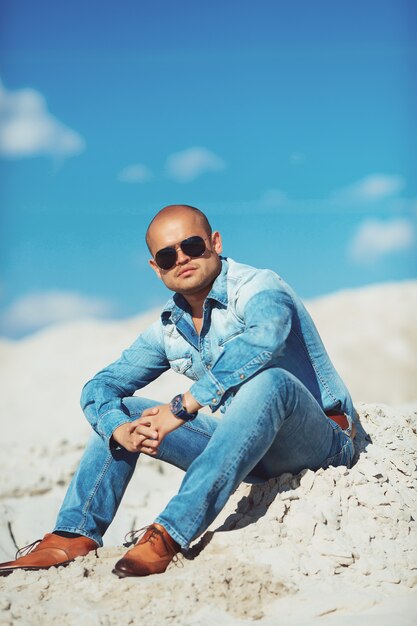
[{"x1": 0, "y1": 204, "x2": 356, "y2": 578}]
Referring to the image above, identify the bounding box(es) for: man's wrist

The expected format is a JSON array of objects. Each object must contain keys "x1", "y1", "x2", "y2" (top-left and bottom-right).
[{"x1": 182, "y1": 391, "x2": 202, "y2": 413}]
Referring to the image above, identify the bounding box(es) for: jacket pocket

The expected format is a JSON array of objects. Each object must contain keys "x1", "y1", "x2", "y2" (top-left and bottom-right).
[{"x1": 169, "y1": 355, "x2": 193, "y2": 374}]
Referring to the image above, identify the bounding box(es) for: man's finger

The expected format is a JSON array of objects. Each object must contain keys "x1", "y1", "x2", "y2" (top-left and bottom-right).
[
  {"x1": 129, "y1": 416, "x2": 154, "y2": 430},
  {"x1": 135, "y1": 436, "x2": 159, "y2": 449},
  {"x1": 130, "y1": 433, "x2": 159, "y2": 454},
  {"x1": 141, "y1": 407, "x2": 160, "y2": 418},
  {"x1": 134, "y1": 424, "x2": 158, "y2": 439},
  {"x1": 139, "y1": 445, "x2": 158, "y2": 455},
  {"x1": 123, "y1": 442, "x2": 139, "y2": 453}
]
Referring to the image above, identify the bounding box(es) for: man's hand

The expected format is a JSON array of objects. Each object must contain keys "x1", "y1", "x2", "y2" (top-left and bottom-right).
[
  {"x1": 132, "y1": 404, "x2": 186, "y2": 454},
  {"x1": 111, "y1": 404, "x2": 185, "y2": 454},
  {"x1": 111, "y1": 420, "x2": 159, "y2": 454},
  {"x1": 111, "y1": 393, "x2": 202, "y2": 454}
]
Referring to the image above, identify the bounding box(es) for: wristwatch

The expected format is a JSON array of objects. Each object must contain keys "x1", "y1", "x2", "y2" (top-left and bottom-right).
[{"x1": 169, "y1": 394, "x2": 198, "y2": 422}]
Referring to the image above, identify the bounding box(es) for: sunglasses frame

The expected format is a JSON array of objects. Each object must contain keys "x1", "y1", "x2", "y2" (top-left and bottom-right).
[{"x1": 154, "y1": 235, "x2": 211, "y2": 270}]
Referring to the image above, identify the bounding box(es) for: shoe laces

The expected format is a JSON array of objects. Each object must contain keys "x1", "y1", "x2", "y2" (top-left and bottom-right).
[
  {"x1": 15, "y1": 539, "x2": 41, "y2": 559},
  {"x1": 123, "y1": 525, "x2": 183, "y2": 567}
]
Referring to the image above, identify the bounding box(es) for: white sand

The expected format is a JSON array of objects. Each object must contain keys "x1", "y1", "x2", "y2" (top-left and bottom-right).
[{"x1": 0, "y1": 281, "x2": 416, "y2": 625}]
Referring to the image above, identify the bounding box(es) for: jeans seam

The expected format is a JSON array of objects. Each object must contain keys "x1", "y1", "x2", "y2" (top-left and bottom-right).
[
  {"x1": 184, "y1": 435, "x2": 258, "y2": 538},
  {"x1": 182, "y1": 422, "x2": 213, "y2": 438},
  {"x1": 78, "y1": 452, "x2": 114, "y2": 531},
  {"x1": 156, "y1": 421, "x2": 213, "y2": 464},
  {"x1": 182, "y1": 387, "x2": 276, "y2": 541}
]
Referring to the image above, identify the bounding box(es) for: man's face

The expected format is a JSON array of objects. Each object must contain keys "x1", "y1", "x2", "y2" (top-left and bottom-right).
[{"x1": 148, "y1": 210, "x2": 222, "y2": 296}]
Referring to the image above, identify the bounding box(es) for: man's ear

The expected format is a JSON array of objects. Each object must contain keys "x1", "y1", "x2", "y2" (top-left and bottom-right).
[
  {"x1": 149, "y1": 258, "x2": 162, "y2": 280},
  {"x1": 211, "y1": 231, "x2": 223, "y2": 254}
]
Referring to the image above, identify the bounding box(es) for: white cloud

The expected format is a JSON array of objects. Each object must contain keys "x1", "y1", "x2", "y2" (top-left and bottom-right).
[
  {"x1": 349, "y1": 218, "x2": 416, "y2": 263},
  {"x1": 118, "y1": 163, "x2": 153, "y2": 183},
  {"x1": 0, "y1": 291, "x2": 115, "y2": 336},
  {"x1": 0, "y1": 80, "x2": 85, "y2": 159},
  {"x1": 334, "y1": 174, "x2": 405, "y2": 202},
  {"x1": 165, "y1": 146, "x2": 226, "y2": 183}
]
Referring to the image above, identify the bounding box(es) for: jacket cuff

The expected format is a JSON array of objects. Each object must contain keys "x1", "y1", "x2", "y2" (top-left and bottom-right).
[
  {"x1": 190, "y1": 375, "x2": 225, "y2": 412},
  {"x1": 96, "y1": 409, "x2": 132, "y2": 449}
]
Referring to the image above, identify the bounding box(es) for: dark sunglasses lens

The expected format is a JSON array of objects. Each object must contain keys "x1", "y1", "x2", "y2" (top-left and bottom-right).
[
  {"x1": 155, "y1": 236, "x2": 207, "y2": 270},
  {"x1": 155, "y1": 247, "x2": 177, "y2": 270},
  {"x1": 181, "y1": 236, "x2": 206, "y2": 257}
]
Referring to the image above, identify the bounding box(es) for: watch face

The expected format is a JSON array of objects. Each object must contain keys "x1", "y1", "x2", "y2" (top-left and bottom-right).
[
  {"x1": 170, "y1": 394, "x2": 197, "y2": 421},
  {"x1": 171, "y1": 394, "x2": 183, "y2": 415}
]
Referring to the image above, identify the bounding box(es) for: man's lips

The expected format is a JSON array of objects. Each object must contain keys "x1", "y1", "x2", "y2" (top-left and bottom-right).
[{"x1": 177, "y1": 266, "x2": 197, "y2": 277}]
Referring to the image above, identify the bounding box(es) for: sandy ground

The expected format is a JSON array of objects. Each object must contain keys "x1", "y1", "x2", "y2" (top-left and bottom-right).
[{"x1": 0, "y1": 281, "x2": 416, "y2": 624}]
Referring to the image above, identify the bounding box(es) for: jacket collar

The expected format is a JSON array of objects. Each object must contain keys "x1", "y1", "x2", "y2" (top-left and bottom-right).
[{"x1": 161, "y1": 257, "x2": 229, "y2": 323}]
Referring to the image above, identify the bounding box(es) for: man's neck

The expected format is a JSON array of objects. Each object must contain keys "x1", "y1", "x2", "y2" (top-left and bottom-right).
[
  {"x1": 183, "y1": 284, "x2": 213, "y2": 318},
  {"x1": 180, "y1": 258, "x2": 222, "y2": 318}
]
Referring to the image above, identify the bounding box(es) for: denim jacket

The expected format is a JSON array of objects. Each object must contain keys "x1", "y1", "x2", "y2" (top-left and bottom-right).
[{"x1": 81, "y1": 257, "x2": 355, "y2": 445}]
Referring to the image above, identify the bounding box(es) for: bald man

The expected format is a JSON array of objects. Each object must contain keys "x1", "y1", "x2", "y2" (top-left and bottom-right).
[{"x1": 0, "y1": 205, "x2": 356, "y2": 578}]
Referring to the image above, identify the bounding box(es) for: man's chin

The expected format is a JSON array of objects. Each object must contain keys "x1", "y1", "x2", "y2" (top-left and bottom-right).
[
  {"x1": 163, "y1": 262, "x2": 221, "y2": 296},
  {"x1": 176, "y1": 283, "x2": 203, "y2": 295},
  {"x1": 175, "y1": 276, "x2": 211, "y2": 296}
]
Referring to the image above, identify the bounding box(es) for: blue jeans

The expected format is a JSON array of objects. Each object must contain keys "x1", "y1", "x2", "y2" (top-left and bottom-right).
[{"x1": 54, "y1": 368, "x2": 354, "y2": 548}]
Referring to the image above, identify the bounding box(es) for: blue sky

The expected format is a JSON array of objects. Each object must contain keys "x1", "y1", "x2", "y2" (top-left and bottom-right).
[{"x1": 0, "y1": 0, "x2": 416, "y2": 337}]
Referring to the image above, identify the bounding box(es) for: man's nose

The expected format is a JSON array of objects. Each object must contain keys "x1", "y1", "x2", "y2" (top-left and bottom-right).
[{"x1": 176, "y1": 246, "x2": 190, "y2": 264}]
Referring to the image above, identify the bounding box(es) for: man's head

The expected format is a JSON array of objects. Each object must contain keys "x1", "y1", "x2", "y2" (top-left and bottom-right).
[{"x1": 146, "y1": 205, "x2": 222, "y2": 297}]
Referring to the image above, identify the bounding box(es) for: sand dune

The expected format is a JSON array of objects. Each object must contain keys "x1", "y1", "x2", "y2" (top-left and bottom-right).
[
  {"x1": 0, "y1": 281, "x2": 416, "y2": 624},
  {"x1": 306, "y1": 280, "x2": 417, "y2": 405}
]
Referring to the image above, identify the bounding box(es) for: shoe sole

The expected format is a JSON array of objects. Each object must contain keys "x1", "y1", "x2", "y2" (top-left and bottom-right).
[
  {"x1": 0, "y1": 560, "x2": 73, "y2": 577},
  {"x1": 112, "y1": 566, "x2": 149, "y2": 578},
  {"x1": 112, "y1": 566, "x2": 159, "y2": 578},
  {"x1": 112, "y1": 567, "x2": 128, "y2": 578}
]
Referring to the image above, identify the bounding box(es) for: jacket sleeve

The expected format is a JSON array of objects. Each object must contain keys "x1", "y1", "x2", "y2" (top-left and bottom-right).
[
  {"x1": 189, "y1": 270, "x2": 294, "y2": 411},
  {"x1": 80, "y1": 320, "x2": 169, "y2": 446}
]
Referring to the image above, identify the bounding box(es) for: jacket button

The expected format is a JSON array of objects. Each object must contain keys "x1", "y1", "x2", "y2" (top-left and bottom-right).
[
  {"x1": 212, "y1": 398, "x2": 217, "y2": 404},
  {"x1": 207, "y1": 364, "x2": 211, "y2": 369},
  {"x1": 240, "y1": 373, "x2": 245, "y2": 379}
]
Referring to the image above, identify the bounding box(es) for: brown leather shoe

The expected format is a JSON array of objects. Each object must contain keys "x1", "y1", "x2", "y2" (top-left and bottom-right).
[
  {"x1": 0, "y1": 533, "x2": 98, "y2": 576},
  {"x1": 113, "y1": 523, "x2": 180, "y2": 578}
]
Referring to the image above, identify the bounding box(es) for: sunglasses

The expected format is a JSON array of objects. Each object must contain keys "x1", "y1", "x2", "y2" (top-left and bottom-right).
[{"x1": 154, "y1": 235, "x2": 210, "y2": 270}]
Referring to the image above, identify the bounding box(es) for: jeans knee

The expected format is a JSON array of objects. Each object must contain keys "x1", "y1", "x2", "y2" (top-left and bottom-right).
[
  {"x1": 254, "y1": 367, "x2": 296, "y2": 393},
  {"x1": 247, "y1": 367, "x2": 300, "y2": 418}
]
